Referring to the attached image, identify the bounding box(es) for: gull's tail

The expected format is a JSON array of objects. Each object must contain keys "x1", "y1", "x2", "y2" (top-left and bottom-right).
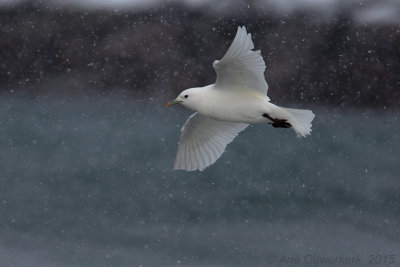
[{"x1": 283, "y1": 107, "x2": 315, "y2": 138}]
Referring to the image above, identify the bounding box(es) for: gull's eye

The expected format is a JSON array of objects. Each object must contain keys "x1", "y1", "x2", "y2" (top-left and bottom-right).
[{"x1": 184, "y1": 95, "x2": 188, "y2": 98}]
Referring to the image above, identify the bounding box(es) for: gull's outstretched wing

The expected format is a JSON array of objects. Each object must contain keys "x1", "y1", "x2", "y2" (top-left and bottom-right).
[
  {"x1": 174, "y1": 113, "x2": 248, "y2": 171},
  {"x1": 213, "y1": 26, "x2": 269, "y2": 96}
]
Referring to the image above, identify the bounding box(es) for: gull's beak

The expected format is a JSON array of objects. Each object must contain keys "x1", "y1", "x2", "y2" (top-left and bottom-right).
[{"x1": 166, "y1": 99, "x2": 180, "y2": 107}]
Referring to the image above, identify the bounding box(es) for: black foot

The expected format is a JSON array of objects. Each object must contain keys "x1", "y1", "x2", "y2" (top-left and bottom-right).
[{"x1": 263, "y1": 113, "x2": 292, "y2": 128}]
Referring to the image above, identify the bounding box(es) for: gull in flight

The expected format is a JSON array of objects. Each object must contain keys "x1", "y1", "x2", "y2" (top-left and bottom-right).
[{"x1": 166, "y1": 26, "x2": 315, "y2": 171}]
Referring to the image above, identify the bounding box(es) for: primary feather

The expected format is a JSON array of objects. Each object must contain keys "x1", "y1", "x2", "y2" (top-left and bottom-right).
[
  {"x1": 174, "y1": 113, "x2": 248, "y2": 171},
  {"x1": 213, "y1": 26, "x2": 268, "y2": 95}
]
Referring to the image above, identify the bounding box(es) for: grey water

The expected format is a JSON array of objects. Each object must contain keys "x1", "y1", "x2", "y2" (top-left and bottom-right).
[{"x1": 0, "y1": 95, "x2": 399, "y2": 267}]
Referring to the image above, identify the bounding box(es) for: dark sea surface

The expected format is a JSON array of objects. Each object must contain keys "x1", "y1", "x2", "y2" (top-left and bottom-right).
[{"x1": 0, "y1": 95, "x2": 399, "y2": 267}]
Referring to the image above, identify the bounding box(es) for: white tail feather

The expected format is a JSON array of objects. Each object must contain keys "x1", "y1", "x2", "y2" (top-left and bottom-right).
[{"x1": 284, "y1": 108, "x2": 315, "y2": 138}]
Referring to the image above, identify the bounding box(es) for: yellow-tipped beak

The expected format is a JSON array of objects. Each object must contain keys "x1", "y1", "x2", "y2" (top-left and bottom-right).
[{"x1": 166, "y1": 99, "x2": 180, "y2": 107}]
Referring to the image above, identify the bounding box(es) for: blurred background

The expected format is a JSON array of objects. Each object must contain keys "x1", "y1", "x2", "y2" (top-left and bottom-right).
[{"x1": 0, "y1": 0, "x2": 399, "y2": 266}]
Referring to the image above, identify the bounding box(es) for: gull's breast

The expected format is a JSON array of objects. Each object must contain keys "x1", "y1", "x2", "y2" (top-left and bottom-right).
[{"x1": 199, "y1": 90, "x2": 270, "y2": 123}]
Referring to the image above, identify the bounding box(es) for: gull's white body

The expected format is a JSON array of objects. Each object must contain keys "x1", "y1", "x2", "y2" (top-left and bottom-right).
[
  {"x1": 169, "y1": 26, "x2": 315, "y2": 171},
  {"x1": 184, "y1": 84, "x2": 285, "y2": 124}
]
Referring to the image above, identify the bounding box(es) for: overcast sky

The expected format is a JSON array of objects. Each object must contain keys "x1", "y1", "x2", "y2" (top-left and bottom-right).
[{"x1": 0, "y1": 0, "x2": 399, "y2": 24}]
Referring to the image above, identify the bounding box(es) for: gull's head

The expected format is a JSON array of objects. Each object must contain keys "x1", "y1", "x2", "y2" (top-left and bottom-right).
[{"x1": 166, "y1": 88, "x2": 201, "y2": 110}]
